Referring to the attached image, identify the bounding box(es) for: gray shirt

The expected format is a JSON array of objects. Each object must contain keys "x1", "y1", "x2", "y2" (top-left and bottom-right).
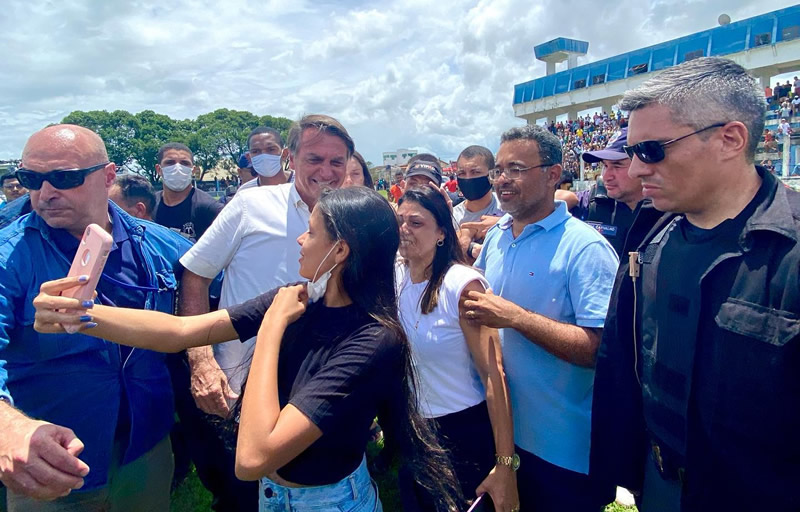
[{"x1": 453, "y1": 192, "x2": 504, "y2": 226}]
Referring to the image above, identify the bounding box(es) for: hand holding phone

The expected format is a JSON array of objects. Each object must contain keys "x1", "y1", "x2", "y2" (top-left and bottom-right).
[{"x1": 60, "y1": 224, "x2": 112, "y2": 333}]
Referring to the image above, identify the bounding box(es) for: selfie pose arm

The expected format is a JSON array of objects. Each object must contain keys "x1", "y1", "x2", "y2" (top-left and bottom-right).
[{"x1": 32, "y1": 276, "x2": 238, "y2": 352}]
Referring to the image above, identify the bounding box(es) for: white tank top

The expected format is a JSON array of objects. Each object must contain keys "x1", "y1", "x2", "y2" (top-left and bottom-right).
[{"x1": 396, "y1": 263, "x2": 489, "y2": 418}]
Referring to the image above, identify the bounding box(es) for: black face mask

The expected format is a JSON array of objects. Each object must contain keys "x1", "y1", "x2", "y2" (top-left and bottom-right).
[{"x1": 457, "y1": 175, "x2": 492, "y2": 201}]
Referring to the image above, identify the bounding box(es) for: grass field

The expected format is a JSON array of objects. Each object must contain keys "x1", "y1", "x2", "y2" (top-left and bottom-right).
[{"x1": 171, "y1": 461, "x2": 638, "y2": 512}]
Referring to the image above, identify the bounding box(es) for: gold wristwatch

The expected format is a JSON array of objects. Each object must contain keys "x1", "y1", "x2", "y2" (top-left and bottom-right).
[{"x1": 496, "y1": 453, "x2": 520, "y2": 471}]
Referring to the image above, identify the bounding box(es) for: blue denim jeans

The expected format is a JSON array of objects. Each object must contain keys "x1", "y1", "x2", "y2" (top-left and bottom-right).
[{"x1": 259, "y1": 456, "x2": 382, "y2": 512}]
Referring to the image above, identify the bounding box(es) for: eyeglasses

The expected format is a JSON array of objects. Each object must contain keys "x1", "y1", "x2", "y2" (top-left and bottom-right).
[
  {"x1": 622, "y1": 123, "x2": 726, "y2": 164},
  {"x1": 15, "y1": 163, "x2": 110, "y2": 190},
  {"x1": 489, "y1": 164, "x2": 552, "y2": 180},
  {"x1": 3, "y1": 183, "x2": 23, "y2": 191}
]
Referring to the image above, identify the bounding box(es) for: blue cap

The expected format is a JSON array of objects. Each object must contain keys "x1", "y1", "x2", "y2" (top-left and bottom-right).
[
  {"x1": 238, "y1": 153, "x2": 252, "y2": 169},
  {"x1": 581, "y1": 127, "x2": 629, "y2": 163}
]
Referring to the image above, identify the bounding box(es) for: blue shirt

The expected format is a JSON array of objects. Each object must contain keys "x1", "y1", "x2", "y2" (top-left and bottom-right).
[
  {"x1": 0, "y1": 201, "x2": 192, "y2": 490},
  {"x1": 475, "y1": 201, "x2": 619, "y2": 474}
]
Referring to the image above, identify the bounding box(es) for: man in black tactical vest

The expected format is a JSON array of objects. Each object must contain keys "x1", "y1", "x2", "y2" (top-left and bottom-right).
[
  {"x1": 581, "y1": 126, "x2": 644, "y2": 257},
  {"x1": 590, "y1": 57, "x2": 800, "y2": 511}
]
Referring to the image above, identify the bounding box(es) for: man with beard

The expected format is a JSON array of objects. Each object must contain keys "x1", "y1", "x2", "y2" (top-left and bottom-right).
[{"x1": 465, "y1": 125, "x2": 618, "y2": 511}]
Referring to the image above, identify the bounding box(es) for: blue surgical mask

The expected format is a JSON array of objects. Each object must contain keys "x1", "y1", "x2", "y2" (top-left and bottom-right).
[{"x1": 251, "y1": 153, "x2": 282, "y2": 178}]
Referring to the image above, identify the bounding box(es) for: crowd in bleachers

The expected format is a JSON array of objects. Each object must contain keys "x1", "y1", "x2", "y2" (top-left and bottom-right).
[{"x1": 546, "y1": 112, "x2": 626, "y2": 179}]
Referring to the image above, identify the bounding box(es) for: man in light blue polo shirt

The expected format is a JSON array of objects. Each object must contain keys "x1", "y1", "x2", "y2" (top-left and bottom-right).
[{"x1": 467, "y1": 124, "x2": 618, "y2": 511}]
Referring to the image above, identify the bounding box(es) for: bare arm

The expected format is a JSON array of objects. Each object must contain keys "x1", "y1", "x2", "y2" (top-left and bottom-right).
[
  {"x1": 235, "y1": 285, "x2": 322, "y2": 480},
  {"x1": 463, "y1": 289, "x2": 601, "y2": 367},
  {"x1": 180, "y1": 271, "x2": 215, "y2": 367},
  {"x1": 180, "y1": 269, "x2": 239, "y2": 417},
  {"x1": 32, "y1": 277, "x2": 239, "y2": 351},
  {"x1": 458, "y1": 281, "x2": 518, "y2": 509}
]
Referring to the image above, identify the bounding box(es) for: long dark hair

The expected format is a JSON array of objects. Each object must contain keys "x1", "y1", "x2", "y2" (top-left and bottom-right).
[
  {"x1": 230, "y1": 187, "x2": 459, "y2": 510},
  {"x1": 398, "y1": 187, "x2": 465, "y2": 314},
  {"x1": 315, "y1": 187, "x2": 459, "y2": 510}
]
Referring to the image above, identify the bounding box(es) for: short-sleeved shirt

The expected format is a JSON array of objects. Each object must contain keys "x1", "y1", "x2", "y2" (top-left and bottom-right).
[
  {"x1": 475, "y1": 201, "x2": 619, "y2": 474},
  {"x1": 180, "y1": 183, "x2": 310, "y2": 392},
  {"x1": 396, "y1": 263, "x2": 487, "y2": 418},
  {"x1": 227, "y1": 289, "x2": 406, "y2": 485},
  {"x1": 452, "y1": 193, "x2": 504, "y2": 226}
]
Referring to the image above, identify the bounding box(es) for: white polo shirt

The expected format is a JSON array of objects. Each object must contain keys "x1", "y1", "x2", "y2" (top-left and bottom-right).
[{"x1": 180, "y1": 182, "x2": 310, "y2": 392}]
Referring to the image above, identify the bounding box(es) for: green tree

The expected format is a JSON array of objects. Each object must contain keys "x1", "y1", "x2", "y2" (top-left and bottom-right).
[
  {"x1": 61, "y1": 110, "x2": 139, "y2": 167},
  {"x1": 132, "y1": 110, "x2": 180, "y2": 183},
  {"x1": 61, "y1": 108, "x2": 294, "y2": 183}
]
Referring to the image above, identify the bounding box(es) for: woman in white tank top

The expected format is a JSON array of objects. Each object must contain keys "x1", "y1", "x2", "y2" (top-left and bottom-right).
[{"x1": 396, "y1": 186, "x2": 518, "y2": 512}]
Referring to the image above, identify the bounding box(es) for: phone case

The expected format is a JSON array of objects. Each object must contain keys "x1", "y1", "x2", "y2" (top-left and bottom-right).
[{"x1": 61, "y1": 223, "x2": 113, "y2": 333}]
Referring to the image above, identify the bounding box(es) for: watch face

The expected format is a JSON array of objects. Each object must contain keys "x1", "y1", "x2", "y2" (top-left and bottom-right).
[{"x1": 512, "y1": 453, "x2": 520, "y2": 471}]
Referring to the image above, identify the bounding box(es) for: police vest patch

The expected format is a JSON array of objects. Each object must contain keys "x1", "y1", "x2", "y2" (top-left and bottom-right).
[{"x1": 586, "y1": 221, "x2": 618, "y2": 237}]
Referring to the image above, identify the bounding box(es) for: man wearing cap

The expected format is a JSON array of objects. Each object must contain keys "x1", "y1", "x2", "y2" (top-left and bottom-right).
[
  {"x1": 236, "y1": 153, "x2": 257, "y2": 187},
  {"x1": 405, "y1": 153, "x2": 444, "y2": 189},
  {"x1": 591, "y1": 57, "x2": 800, "y2": 511},
  {"x1": 237, "y1": 127, "x2": 292, "y2": 192},
  {"x1": 581, "y1": 127, "x2": 644, "y2": 257}
]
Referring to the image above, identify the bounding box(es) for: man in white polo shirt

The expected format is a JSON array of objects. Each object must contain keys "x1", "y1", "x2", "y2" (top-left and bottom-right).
[{"x1": 176, "y1": 114, "x2": 354, "y2": 510}]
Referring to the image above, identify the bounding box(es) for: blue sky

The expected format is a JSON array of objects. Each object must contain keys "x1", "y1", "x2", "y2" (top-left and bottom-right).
[{"x1": 1, "y1": 0, "x2": 798, "y2": 165}]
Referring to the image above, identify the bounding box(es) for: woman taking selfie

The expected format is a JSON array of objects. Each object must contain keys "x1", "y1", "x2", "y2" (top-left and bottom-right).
[
  {"x1": 396, "y1": 186, "x2": 518, "y2": 512},
  {"x1": 33, "y1": 187, "x2": 457, "y2": 512}
]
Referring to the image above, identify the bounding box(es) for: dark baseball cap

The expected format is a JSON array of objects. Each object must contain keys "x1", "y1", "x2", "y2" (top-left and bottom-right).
[
  {"x1": 238, "y1": 153, "x2": 252, "y2": 169},
  {"x1": 581, "y1": 127, "x2": 630, "y2": 163},
  {"x1": 406, "y1": 160, "x2": 443, "y2": 186}
]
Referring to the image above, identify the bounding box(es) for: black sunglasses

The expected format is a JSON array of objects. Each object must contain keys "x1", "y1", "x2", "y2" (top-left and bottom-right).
[
  {"x1": 622, "y1": 123, "x2": 726, "y2": 164},
  {"x1": 16, "y1": 163, "x2": 110, "y2": 190}
]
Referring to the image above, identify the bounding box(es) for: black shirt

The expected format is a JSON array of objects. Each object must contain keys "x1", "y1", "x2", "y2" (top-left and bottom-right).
[
  {"x1": 227, "y1": 289, "x2": 406, "y2": 485},
  {"x1": 153, "y1": 187, "x2": 223, "y2": 243},
  {"x1": 586, "y1": 198, "x2": 638, "y2": 257}
]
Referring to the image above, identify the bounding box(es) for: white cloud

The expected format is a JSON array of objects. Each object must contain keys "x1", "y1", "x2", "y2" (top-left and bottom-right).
[{"x1": 1, "y1": 0, "x2": 798, "y2": 164}]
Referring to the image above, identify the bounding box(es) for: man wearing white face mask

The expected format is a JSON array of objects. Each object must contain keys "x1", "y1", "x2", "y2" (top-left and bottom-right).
[
  {"x1": 237, "y1": 126, "x2": 292, "y2": 191},
  {"x1": 152, "y1": 143, "x2": 223, "y2": 242}
]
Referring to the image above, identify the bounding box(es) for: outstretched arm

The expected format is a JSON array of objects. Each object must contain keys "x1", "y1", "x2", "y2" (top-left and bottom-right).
[{"x1": 33, "y1": 276, "x2": 238, "y2": 352}]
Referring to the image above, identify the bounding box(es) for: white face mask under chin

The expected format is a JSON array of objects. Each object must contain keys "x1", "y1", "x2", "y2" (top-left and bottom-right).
[{"x1": 306, "y1": 241, "x2": 340, "y2": 304}]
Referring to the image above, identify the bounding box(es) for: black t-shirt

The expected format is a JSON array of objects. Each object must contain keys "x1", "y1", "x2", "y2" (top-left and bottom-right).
[
  {"x1": 654, "y1": 195, "x2": 758, "y2": 458},
  {"x1": 227, "y1": 289, "x2": 406, "y2": 485},
  {"x1": 153, "y1": 187, "x2": 223, "y2": 242}
]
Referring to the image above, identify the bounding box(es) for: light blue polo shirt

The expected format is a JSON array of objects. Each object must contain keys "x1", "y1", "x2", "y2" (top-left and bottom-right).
[{"x1": 475, "y1": 200, "x2": 618, "y2": 474}]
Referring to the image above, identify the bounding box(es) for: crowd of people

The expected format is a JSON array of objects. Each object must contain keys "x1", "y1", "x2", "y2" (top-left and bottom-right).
[
  {"x1": 0, "y1": 56, "x2": 799, "y2": 512},
  {"x1": 545, "y1": 113, "x2": 626, "y2": 179}
]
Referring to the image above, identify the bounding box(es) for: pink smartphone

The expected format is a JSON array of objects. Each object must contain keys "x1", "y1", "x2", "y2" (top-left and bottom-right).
[{"x1": 60, "y1": 223, "x2": 113, "y2": 333}]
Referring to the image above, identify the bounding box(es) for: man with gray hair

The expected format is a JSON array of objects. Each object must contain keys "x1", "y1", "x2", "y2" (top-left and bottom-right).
[
  {"x1": 591, "y1": 57, "x2": 800, "y2": 510},
  {"x1": 464, "y1": 124, "x2": 618, "y2": 510},
  {"x1": 175, "y1": 114, "x2": 354, "y2": 510}
]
